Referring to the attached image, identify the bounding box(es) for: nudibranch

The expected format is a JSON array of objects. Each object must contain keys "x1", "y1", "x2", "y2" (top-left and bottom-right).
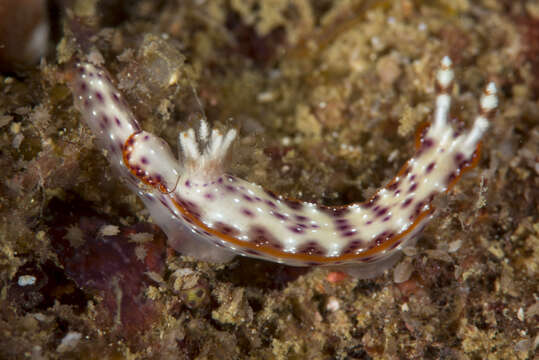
[{"x1": 71, "y1": 57, "x2": 497, "y2": 278}]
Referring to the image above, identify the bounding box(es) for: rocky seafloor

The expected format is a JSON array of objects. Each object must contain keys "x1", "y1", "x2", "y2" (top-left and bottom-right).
[{"x1": 0, "y1": 0, "x2": 537, "y2": 359}]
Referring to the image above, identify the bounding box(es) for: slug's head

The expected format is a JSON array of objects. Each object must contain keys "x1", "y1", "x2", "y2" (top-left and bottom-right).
[{"x1": 123, "y1": 131, "x2": 182, "y2": 193}]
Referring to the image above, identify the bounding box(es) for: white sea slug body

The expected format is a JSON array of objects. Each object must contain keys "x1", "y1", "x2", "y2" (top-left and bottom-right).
[{"x1": 72, "y1": 57, "x2": 497, "y2": 278}]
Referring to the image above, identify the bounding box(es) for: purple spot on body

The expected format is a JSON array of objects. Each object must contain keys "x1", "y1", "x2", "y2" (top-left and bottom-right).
[
  {"x1": 249, "y1": 226, "x2": 283, "y2": 250},
  {"x1": 112, "y1": 93, "x2": 121, "y2": 104},
  {"x1": 204, "y1": 192, "x2": 214, "y2": 200},
  {"x1": 284, "y1": 199, "x2": 303, "y2": 210},
  {"x1": 382, "y1": 215, "x2": 391, "y2": 222},
  {"x1": 217, "y1": 177, "x2": 223, "y2": 184},
  {"x1": 387, "y1": 181, "x2": 400, "y2": 191},
  {"x1": 84, "y1": 99, "x2": 91, "y2": 108},
  {"x1": 242, "y1": 194, "x2": 254, "y2": 202},
  {"x1": 143, "y1": 135, "x2": 150, "y2": 141},
  {"x1": 295, "y1": 215, "x2": 309, "y2": 222},
  {"x1": 410, "y1": 174, "x2": 416, "y2": 182},
  {"x1": 408, "y1": 183, "x2": 418, "y2": 193},
  {"x1": 366, "y1": 220, "x2": 373, "y2": 225},
  {"x1": 414, "y1": 201, "x2": 426, "y2": 214},
  {"x1": 272, "y1": 211, "x2": 288, "y2": 221},
  {"x1": 341, "y1": 240, "x2": 364, "y2": 255},
  {"x1": 374, "y1": 231, "x2": 394, "y2": 246},
  {"x1": 140, "y1": 157, "x2": 148, "y2": 165},
  {"x1": 342, "y1": 230, "x2": 357, "y2": 237},
  {"x1": 241, "y1": 208, "x2": 255, "y2": 218},
  {"x1": 337, "y1": 224, "x2": 351, "y2": 231},
  {"x1": 115, "y1": 117, "x2": 121, "y2": 127},
  {"x1": 401, "y1": 198, "x2": 413, "y2": 208},
  {"x1": 425, "y1": 162, "x2": 435, "y2": 173},
  {"x1": 421, "y1": 138, "x2": 434, "y2": 151},
  {"x1": 320, "y1": 206, "x2": 350, "y2": 218},
  {"x1": 265, "y1": 200, "x2": 276, "y2": 208},
  {"x1": 264, "y1": 189, "x2": 279, "y2": 200},
  {"x1": 364, "y1": 195, "x2": 379, "y2": 209},
  {"x1": 225, "y1": 185, "x2": 236, "y2": 192},
  {"x1": 409, "y1": 201, "x2": 427, "y2": 221},
  {"x1": 455, "y1": 153, "x2": 470, "y2": 168},
  {"x1": 252, "y1": 227, "x2": 264, "y2": 235},
  {"x1": 288, "y1": 225, "x2": 305, "y2": 234},
  {"x1": 402, "y1": 167, "x2": 411, "y2": 176},
  {"x1": 175, "y1": 196, "x2": 202, "y2": 218},
  {"x1": 376, "y1": 207, "x2": 388, "y2": 217},
  {"x1": 213, "y1": 222, "x2": 240, "y2": 236},
  {"x1": 185, "y1": 180, "x2": 191, "y2": 187},
  {"x1": 147, "y1": 176, "x2": 156, "y2": 185},
  {"x1": 95, "y1": 91, "x2": 104, "y2": 103},
  {"x1": 80, "y1": 83, "x2": 87, "y2": 92},
  {"x1": 334, "y1": 208, "x2": 350, "y2": 217},
  {"x1": 298, "y1": 241, "x2": 326, "y2": 256}
]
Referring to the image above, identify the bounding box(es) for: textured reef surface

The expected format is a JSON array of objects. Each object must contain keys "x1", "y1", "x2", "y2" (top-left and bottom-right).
[{"x1": 0, "y1": 1, "x2": 537, "y2": 359}]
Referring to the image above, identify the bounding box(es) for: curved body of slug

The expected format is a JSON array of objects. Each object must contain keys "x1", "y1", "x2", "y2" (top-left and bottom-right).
[{"x1": 72, "y1": 57, "x2": 497, "y2": 278}]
